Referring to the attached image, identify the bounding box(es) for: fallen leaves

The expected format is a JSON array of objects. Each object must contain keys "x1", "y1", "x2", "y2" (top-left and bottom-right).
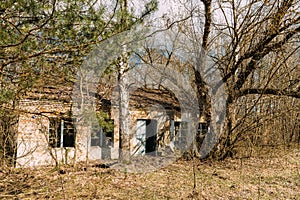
[{"x1": 0, "y1": 147, "x2": 299, "y2": 199}]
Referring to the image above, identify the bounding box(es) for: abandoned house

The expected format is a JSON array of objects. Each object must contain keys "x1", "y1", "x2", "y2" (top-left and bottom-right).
[
  {"x1": 13, "y1": 48, "x2": 209, "y2": 167},
  {"x1": 14, "y1": 81, "x2": 208, "y2": 168}
]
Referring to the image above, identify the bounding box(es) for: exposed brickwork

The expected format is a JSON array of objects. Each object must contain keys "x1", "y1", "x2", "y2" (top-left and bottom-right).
[{"x1": 16, "y1": 98, "x2": 183, "y2": 167}]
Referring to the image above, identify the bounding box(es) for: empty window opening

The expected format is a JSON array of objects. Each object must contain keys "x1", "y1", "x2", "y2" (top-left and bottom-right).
[
  {"x1": 171, "y1": 121, "x2": 189, "y2": 150},
  {"x1": 49, "y1": 117, "x2": 75, "y2": 148},
  {"x1": 198, "y1": 123, "x2": 207, "y2": 135},
  {"x1": 91, "y1": 120, "x2": 114, "y2": 148},
  {"x1": 171, "y1": 121, "x2": 186, "y2": 139}
]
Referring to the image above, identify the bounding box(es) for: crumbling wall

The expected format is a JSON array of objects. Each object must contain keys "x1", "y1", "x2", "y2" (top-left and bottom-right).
[
  {"x1": 16, "y1": 100, "x2": 77, "y2": 167},
  {"x1": 111, "y1": 103, "x2": 181, "y2": 156}
]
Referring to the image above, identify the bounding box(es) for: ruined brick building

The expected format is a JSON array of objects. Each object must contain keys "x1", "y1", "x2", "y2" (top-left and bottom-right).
[
  {"x1": 13, "y1": 47, "x2": 210, "y2": 167},
  {"x1": 15, "y1": 82, "x2": 207, "y2": 167}
]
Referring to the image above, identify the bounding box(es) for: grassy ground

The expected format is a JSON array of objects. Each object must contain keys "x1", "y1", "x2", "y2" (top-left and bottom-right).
[{"x1": 0, "y1": 146, "x2": 299, "y2": 199}]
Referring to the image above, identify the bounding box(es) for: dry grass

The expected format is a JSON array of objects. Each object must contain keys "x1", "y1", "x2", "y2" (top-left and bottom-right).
[{"x1": 0, "y1": 147, "x2": 299, "y2": 200}]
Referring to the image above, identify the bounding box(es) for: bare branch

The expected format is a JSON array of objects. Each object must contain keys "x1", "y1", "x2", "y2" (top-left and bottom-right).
[
  {"x1": 239, "y1": 88, "x2": 300, "y2": 98},
  {"x1": 201, "y1": 0, "x2": 212, "y2": 50}
]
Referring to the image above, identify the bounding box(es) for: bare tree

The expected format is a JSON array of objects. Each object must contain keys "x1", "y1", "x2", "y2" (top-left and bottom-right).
[
  {"x1": 206, "y1": 0, "x2": 299, "y2": 159},
  {"x1": 155, "y1": 0, "x2": 299, "y2": 159}
]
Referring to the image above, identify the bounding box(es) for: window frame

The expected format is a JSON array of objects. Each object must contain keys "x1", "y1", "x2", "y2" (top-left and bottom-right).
[
  {"x1": 90, "y1": 120, "x2": 114, "y2": 148},
  {"x1": 48, "y1": 117, "x2": 76, "y2": 148}
]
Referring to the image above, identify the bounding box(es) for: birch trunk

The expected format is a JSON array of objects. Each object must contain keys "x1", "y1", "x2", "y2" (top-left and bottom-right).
[{"x1": 118, "y1": 46, "x2": 130, "y2": 162}]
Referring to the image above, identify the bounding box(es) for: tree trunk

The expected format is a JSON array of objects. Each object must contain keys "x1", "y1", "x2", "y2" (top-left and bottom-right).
[
  {"x1": 118, "y1": 47, "x2": 130, "y2": 162},
  {"x1": 210, "y1": 95, "x2": 236, "y2": 160},
  {"x1": 183, "y1": 67, "x2": 212, "y2": 160},
  {"x1": 117, "y1": 0, "x2": 131, "y2": 162}
]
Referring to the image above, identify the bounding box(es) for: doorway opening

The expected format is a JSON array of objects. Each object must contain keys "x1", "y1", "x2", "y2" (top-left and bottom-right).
[{"x1": 135, "y1": 119, "x2": 158, "y2": 155}]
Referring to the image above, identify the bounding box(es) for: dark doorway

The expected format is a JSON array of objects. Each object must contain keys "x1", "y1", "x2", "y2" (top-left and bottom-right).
[
  {"x1": 145, "y1": 119, "x2": 157, "y2": 153},
  {"x1": 136, "y1": 119, "x2": 158, "y2": 155}
]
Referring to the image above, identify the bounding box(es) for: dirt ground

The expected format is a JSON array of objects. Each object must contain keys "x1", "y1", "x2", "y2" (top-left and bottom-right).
[{"x1": 0, "y1": 146, "x2": 299, "y2": 200}]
